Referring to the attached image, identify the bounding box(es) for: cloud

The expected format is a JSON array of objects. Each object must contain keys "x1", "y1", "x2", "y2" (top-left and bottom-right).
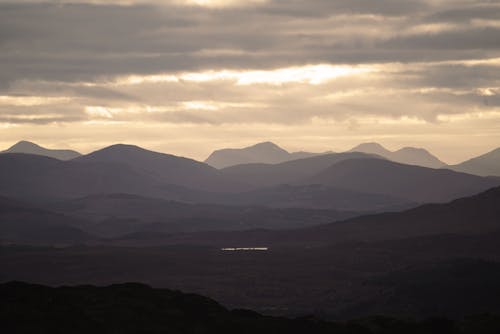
[{"x1": 0, "y1": 0, "x2": 499, "y2": 162}]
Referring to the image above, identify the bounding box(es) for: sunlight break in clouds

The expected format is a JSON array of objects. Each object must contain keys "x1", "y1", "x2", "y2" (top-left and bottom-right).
[{"x1": 118, "y1": 64, "x2": 375, "y2": 86}]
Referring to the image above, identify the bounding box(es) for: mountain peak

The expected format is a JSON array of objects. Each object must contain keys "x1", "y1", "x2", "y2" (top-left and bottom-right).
[
  {"x1": 2, "y1": 140, "x2": 81, "y2": 161},
  {"x1": 250, "y1": 141, "x2": 289, "y2": 153},
  {"x1": 350, "y1": 142, "x2": 391, "y2": 155},
  {"x1": 9, "y1": 140, "x2": 42, "y2": 150}
]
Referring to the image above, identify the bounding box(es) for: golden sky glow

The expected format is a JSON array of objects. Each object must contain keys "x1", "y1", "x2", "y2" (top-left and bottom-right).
[{"x1": 0, "y1": 0, "x2": 499, "y2": 163}]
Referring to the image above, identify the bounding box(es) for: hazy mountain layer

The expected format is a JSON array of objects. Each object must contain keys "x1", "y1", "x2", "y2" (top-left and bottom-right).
[
  {"x1": 205, "y1": 141, "x2": 329, "y2": 169},
  {"x1": 1, "y1": 141, "x2": 81, "y2": 160},
  {"x1": 349, "y1": 142, "x2": 446, "y2": 168},
  {"x1": 306, "y1": 158, "x2": 498, "y2": 203},
  {"x1": 451, "y1": 147, "x2": 500, "y2": 177}
]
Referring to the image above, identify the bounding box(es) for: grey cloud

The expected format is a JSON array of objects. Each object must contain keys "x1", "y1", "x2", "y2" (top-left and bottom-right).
[
  {"x1": 425, "y1": 4, "x2": 500, "y2": 23},
  {"x1": 1, "y1": 1, "x2": 499, "y2": 85},
  {"x1": 383, "y1": 27, "x2": 500, "y2": 50}
]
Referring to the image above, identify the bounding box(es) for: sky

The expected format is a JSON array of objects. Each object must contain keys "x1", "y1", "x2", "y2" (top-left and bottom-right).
[{"x1": 0, "y1": 0, "x2": 499, "y2": 164}]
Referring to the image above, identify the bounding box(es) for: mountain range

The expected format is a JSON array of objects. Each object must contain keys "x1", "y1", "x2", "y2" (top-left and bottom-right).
[
  {"x1": 3, "y1": 140, "x2": 499, "y2": 177},
  {"x1": 2, "y1": 145, "x2": 497, "y2": 211}
]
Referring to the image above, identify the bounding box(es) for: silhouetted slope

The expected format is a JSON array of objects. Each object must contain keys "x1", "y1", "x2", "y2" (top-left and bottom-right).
[
  {"x1": 310, "y1": 185, "x2": 500, "y2": 244},
  {"x1": 0, "y1": 196, "x2": 91, "y2": 243},
  {"x1": 6, "y1": 281, "x2": 500, "y2": 334},
  {"x1": 220, "y1": 152, "x2": 379, "y2": 188},
  {"x1": 205, "y1": 141, "x2": 328, "y2": 168},
  {"x1": 49, "y1": 193, "x2": 360, "y2": 237},
  {"x1": 307, "y1": 158, "x2": 498, "y2": 203},
  {"x1": 2, "y1": 140, "x2": 81, "y2": 160},
  {"x1": 350, "y1": 142, "x2": 446, "y2": 168},
  {"x1": 76, "y1": 144, "x2": 246, "y2": 191},
  {"x1": 145, "y1": 186, "x2": 500, "y2": 247},
  {"x1": 451, "y1": 147, "x2": 500, "y2": 177},
  {"x1": 211, "y1": 184, "x2": 415, "y2": 211}
]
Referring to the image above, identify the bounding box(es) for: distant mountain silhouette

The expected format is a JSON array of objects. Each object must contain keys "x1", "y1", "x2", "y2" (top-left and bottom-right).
[
  {"x1": 306, "y1": 158, "x2": 498, "y2": 203},
  {"x1": 450, "y1": 147, "x2": 500, "y2": 176},
  {"x1": 350, "y1": 142, "x2": 446, "y2": 168},
  {"x1": 1, "y1": 140, "x2": 81, "y2": 160},
  {"x1": 0, "y1": 195, "x2": 91, "y2": 243},
  {"x1": 76, "y1": 144, "x2": 246, "y2": 191},
  {"x1": 220, "y1": 152, "x2": 380, "y2": 188},
  {"x1": 205, "y1": 142, "x2": 329, "y2": 168}
]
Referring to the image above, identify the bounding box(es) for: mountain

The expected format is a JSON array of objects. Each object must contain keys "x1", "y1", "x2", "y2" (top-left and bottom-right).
[
  {"x1": 306, "y1": 158, "x2": 499, "y2": 203},
  {"x1": 0, "y1": 195, "x2": 91, "y2": 244},
  {"x1": 220, "y1": 152, "x2": 380, "y2": 188},
  {"x1": 350, "y1": 142, "x2": 446, "y2": 168},
  {"x1": 1, "y1": 140, "x2": 81, "y2": 160},
  {"x1": 451, "y1": 147, "x2": 500, "y2": 177},
  {"x1": 76, "y1": 144, "x2": 246, "y2": 192},
  {"x1": 205, "y1": 142, "x2": 329, "y2": 168}
]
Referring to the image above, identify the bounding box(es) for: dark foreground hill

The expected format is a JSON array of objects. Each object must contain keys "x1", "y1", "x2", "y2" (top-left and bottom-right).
[{"x1": 3, "y1": 281, "x2": 500, "y2": 334}]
